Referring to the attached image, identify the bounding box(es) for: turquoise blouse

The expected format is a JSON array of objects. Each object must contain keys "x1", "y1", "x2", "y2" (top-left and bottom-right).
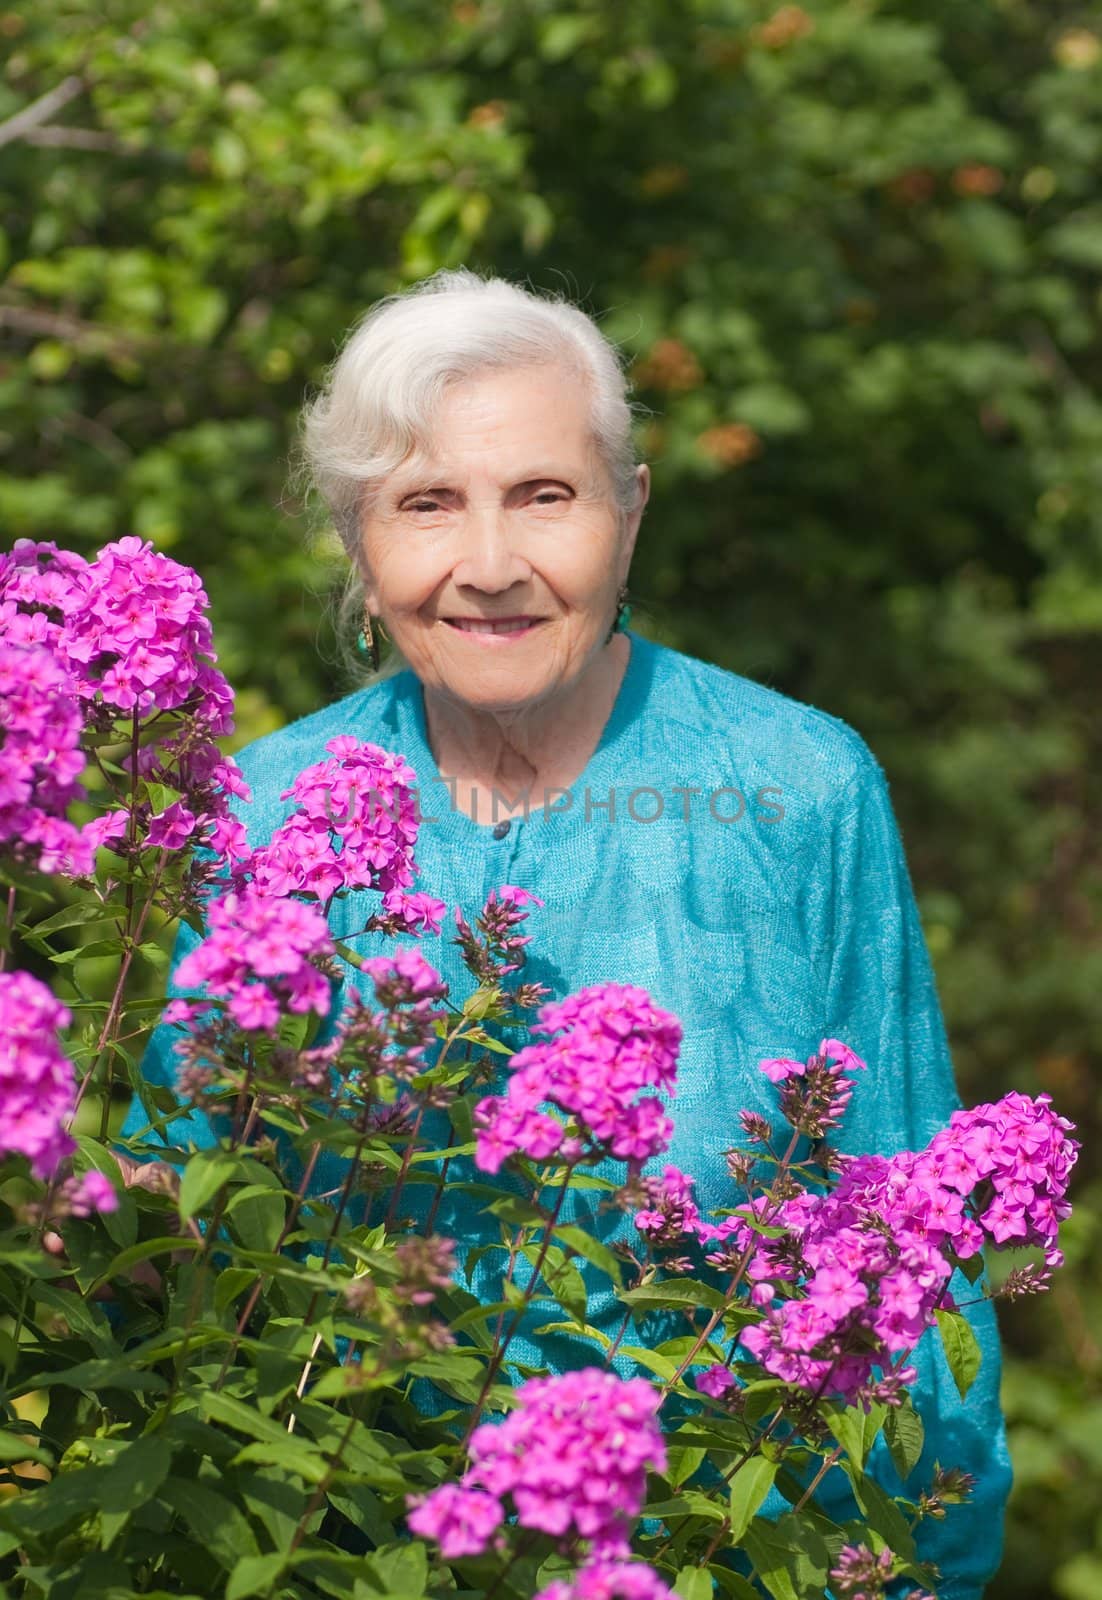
[{"x1": 125, "y1": 631, "x2": 1011, "y2": 1597}]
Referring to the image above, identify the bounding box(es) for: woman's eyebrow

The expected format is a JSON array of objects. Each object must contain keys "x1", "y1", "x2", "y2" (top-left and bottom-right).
[
  {"x1": 394, "y1": 481, "x2": 458, "y2": 501},
  {"x1": 393, "y1": 471, "x2": 579, "y2": 500}
]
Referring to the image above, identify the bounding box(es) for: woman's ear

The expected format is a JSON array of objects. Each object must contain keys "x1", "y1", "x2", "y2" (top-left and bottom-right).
[
  {"x1": 621, "y1": 463, "x2": 650, "y2": 570},
  {"x1": 355, "y1": 541, "x2": 382, "y2": 615}
]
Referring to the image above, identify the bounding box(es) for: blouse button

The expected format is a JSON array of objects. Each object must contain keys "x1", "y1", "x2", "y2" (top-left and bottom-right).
[{"x1": 491, "y1": 820, "x2": 511, "y2": 840}]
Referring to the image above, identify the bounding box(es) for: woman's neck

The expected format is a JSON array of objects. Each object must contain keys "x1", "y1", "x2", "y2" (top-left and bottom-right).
[{"x1": 421, "y1": 634, "x2": 630, "y2": 826}]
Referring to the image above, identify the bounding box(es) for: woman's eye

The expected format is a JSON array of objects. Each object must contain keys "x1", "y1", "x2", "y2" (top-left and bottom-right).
[{"x1": 530, "y1": 489, "x2": 570, "y2": 507}]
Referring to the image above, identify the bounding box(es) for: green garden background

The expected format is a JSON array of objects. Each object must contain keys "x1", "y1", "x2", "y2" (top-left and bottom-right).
[{"x1": 2, "y1": 1, "x2": 1100, "y2": 1592}]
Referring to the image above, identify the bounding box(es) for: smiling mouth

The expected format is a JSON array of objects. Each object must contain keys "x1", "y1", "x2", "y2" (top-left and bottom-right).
[{"x1": 444, "y1": 617, "x2": 544, "y2": 635}]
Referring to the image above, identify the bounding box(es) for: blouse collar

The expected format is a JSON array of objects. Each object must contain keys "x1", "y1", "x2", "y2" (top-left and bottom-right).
[{"x1": 383, "y1": 630, "x2": 655, "y2": 847}]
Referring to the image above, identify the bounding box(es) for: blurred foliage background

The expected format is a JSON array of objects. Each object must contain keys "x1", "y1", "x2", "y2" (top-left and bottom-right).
[{"x1": 2, "y1": 0, "x2": 1101, "y2": 1592}]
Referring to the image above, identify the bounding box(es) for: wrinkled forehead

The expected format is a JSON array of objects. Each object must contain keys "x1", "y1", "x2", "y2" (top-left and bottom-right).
[{"x1": 382, "y1": 365, "x2": 611, "y2": 493}]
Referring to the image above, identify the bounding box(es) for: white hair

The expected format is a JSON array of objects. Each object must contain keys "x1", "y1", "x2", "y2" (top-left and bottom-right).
[{"x1": 295, "y1": 269, "x2": 644, "y2": 682}]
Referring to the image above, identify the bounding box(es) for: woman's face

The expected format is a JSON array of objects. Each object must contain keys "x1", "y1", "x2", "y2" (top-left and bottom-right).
[{"x1": 358, "y1": 363, "x2": 649, "y2": 715}]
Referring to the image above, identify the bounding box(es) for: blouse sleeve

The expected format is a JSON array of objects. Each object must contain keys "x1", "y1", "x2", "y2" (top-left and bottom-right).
[{"x1": 811, "y1": 747, "x2": 1013, "y2": 1599}]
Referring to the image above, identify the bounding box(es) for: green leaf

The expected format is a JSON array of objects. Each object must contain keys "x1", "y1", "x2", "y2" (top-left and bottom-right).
[
  {"x1": 673, "y1": 1568, "x2": 713, "y2": 1600},
  {"x1": 843, "y1": 1460, "x2": 916, "y2": 1559},
  {"x1": 729, "y1": 1452, "x2": 779, "y2": 1542},
  {"x1": 231, "y1": 1439, "x2": 333, "y2": 1486},
  {"x1": 215, "y1": 1265, "x2": 259, "y2": 1313},
  {"x1": 178, "y1": 1147, "x2": 238, "y2": 1222},
  {"x1": 227, "y1": 1552, "x2": 287, "y2": 1600},
  {"x1": 741, "y1": 1510, "x2": 832, "y2": 1600},
  {"x1": 277, "y1": 1008, "x2": 313, "y2": 1050},
  {"x1": 25, "y1": 1357, "x2": 168, "y2": 1396},
  {"x1": 472, "y1": 1032, "x2": 514, "y2": 1054},
  {"x1": 935, "y1": 1308, "x2": 983, "y2": 1399},
  {"x1": 160, "y1": 1475, "x2": 260, "y2": 1570},
  {"x1": 824, "y1": 1400, "x2": 887, "y2": 1471},
  {"x1": 666, "y1": 1441, "x2": 708, "y2": 1488},
  {"x1": 883, "y1": 1397, "x2": 925, "y2": 1482},
  {"x1": 135, "y1": 939, "x2": 171, "y2": 971},
  {"x1": 362, "y1": 1540, "x2": 429, "y2": 1598},
  {"x1": 709, "y1": 1569, "x2": 761, "y2": 1600},
  {"x1": 2, "y1": 1434, "x2": 173, "y2": 1540},
  {"x1": 553, "y1": 1223, "x2": 623, "y2": 1285},
  {"x1": 642, "y1": 1490, "x2": 728, "y2": 1524},
  {"x1": 739, "y1": 1521, "x2": 800, "y2": 1600},
  {"x1": 197, "y1": 1388, "x2": 304, "y2": 1448},
  {"x1": 91, "y1": 1234, "x2": 203, "y2": 1291},
  {"x1": 226, "y1": 1183, "x2": 286, "y2": 1251},
  {"x1": 619, "y1": 1279, "x2": 729, "y2": 1313},
  {"x1": 20, "y1": 899, "x2": 127, "y2": 938},
  {"x1": 0, "y1": 1432, "x2": 53, "y2": 1467}
]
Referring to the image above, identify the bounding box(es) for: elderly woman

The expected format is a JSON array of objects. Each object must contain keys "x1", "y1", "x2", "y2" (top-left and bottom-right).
[{"x1": 130, "y1": 270, "x2": 1010, "y2": 1594}]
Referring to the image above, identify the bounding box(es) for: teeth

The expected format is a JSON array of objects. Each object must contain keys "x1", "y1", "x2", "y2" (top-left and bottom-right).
[{"x1": 451, "y1": 618, "x2": 534, "y2": 634}]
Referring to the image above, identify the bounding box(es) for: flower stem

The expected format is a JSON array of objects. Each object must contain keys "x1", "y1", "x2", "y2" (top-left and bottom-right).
[{"x1": 456, "y1": 1164, "x2": 575, "y2": 1456}]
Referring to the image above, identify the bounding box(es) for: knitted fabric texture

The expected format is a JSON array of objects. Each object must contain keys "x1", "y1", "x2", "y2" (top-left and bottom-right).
[{"x1": 123, "y1": 631, "x2": 1011, "y2": 1598}]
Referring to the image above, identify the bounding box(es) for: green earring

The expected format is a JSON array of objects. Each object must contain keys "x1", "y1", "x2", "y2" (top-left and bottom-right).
[
  {"x1": 356, "y1": 607, "x2": 381, "y2": 672},
  {"x1": 607, "y1": 584, "x2": 631, "y2": 642}
]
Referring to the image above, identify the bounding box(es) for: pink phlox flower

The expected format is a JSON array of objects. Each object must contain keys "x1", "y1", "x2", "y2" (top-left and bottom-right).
[
  {"x1": 632, "y1": 1165, "x2": 702, "y2": 1245},
  {"x1": 0, "y1": 641, "x2": 90, "y2": 878},
  {"x1": 362, "y1": 948, "x2": 448, "y2": 1005},
  {"x1": 381, "y1": 888, "x2": 447, "y2": 935},
  {"x1": 60, "y1": 538, "x2": 232, "y2": 726},
  {"x1": 406, "y1": 1483, "x2": 502, "y2": 1559},
  {"x1": 829, "y1": 1542, "x2": 895, "y2": 1600},
  {"x1": 759, "y1": 1056, "x2": 805, "y2": 1084},
  {"x1": 694, "y1": 1364, "x2": 739, "y2": 1400},
  {"x1": 473, "y1": 983, "x2": 681, "y2": 1173},
  {"x1": 411, "y1": 1374, "x2": 667, "y2": 1583},
  {"x1": 496, "y1": 884, "x2": 544, "y2": 908},
  {"x1": 819, "y1": 1038, "x2": 867, "y2": 1074},
  {"x1": 0, "y1": 970, "x2": 76, "y2": 1177},
  {"x1": 68, "y1": 1169, "x2": 119, "y2": 1216},
  {"x1": 175, "y1": 885, "x2": 335, "y2": 1033},
  {"x1": 537, "y1": 1561, "x2": 675, "y2": 1600}
]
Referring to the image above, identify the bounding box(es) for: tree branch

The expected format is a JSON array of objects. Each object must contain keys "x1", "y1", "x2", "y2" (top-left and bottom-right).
[
  {"x1": 0, "y1": 303, "x2": 147, "y2": 355},
  {"x1": 22, "y1": 126, "x2": 121, "y2": 152},
  {"x1": 0, "y1": 76, "x2": 85, "y2": 150}
]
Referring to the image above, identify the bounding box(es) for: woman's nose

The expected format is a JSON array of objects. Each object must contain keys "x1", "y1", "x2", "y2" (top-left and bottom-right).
[{"x1": 451, "y1": 505, "x2": 530, "y2": 593}]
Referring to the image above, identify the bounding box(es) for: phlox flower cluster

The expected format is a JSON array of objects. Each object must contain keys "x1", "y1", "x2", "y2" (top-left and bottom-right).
[
  {"x1": 828, "y1": 1544, "x2": 898, "y2": 1600},
  {"x1": 238, "y1": 736, "x2": 444, "y2": 935},
  {"x1": 758, "y1": 1037, "x2": 867, "y2": 1138},
  {"x1": 408, "y1": 1370, "x2": 671, "y2": 1599},
  {"x1": 537, "y1": 1562, "x2": 675, "y2": 1600},
  {"x1": 629, "y1": 1044, "x2": 1077, "y2": 1406},
  {"x1": 875, "y1": 1090, "x2": 1079, "y2": 1269},
  {"x1": 0, "y1": 538, "x2": 242, "y2": 880},
  {"x1": 56, "y1": 537, "x2": 232, "y2": 728},
  {"x1": 0, "y1": 540, "x2": 90, "y2": 655},
  {"x1": 633, "y1": 1165, "x2": 703, "y2": 1247},
  {"x1": 733, "y1": 1180, "x2": 946, "y2": 1401},
  {"x1": 82, "y1": 733, "x2": 253, "y2": 891},
  {"x1": 358, "y1": 948, "x2": 450, "y2": 1080},
  {"x1": 0, "y1": 641, "x2": 94, "y2": 876},
  {"x1": 454, "y1": 884, "x2": 546, "y2": 984},
  {"x1": 473, "y1": 983, "x2": 681, "y2": 1174},
  {"x1": 173, "y1": 885, "x2": 335, "y2": 1032},
  {"x1": 1, "y1": 536, "x2": 234, "y2": 731},
  {"x1": 0, "y1": 970, "x2": 77, "y2": 1178},
  {"x1": 391, "y1": 1234, "x2": 457, "y2": 1306}
]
